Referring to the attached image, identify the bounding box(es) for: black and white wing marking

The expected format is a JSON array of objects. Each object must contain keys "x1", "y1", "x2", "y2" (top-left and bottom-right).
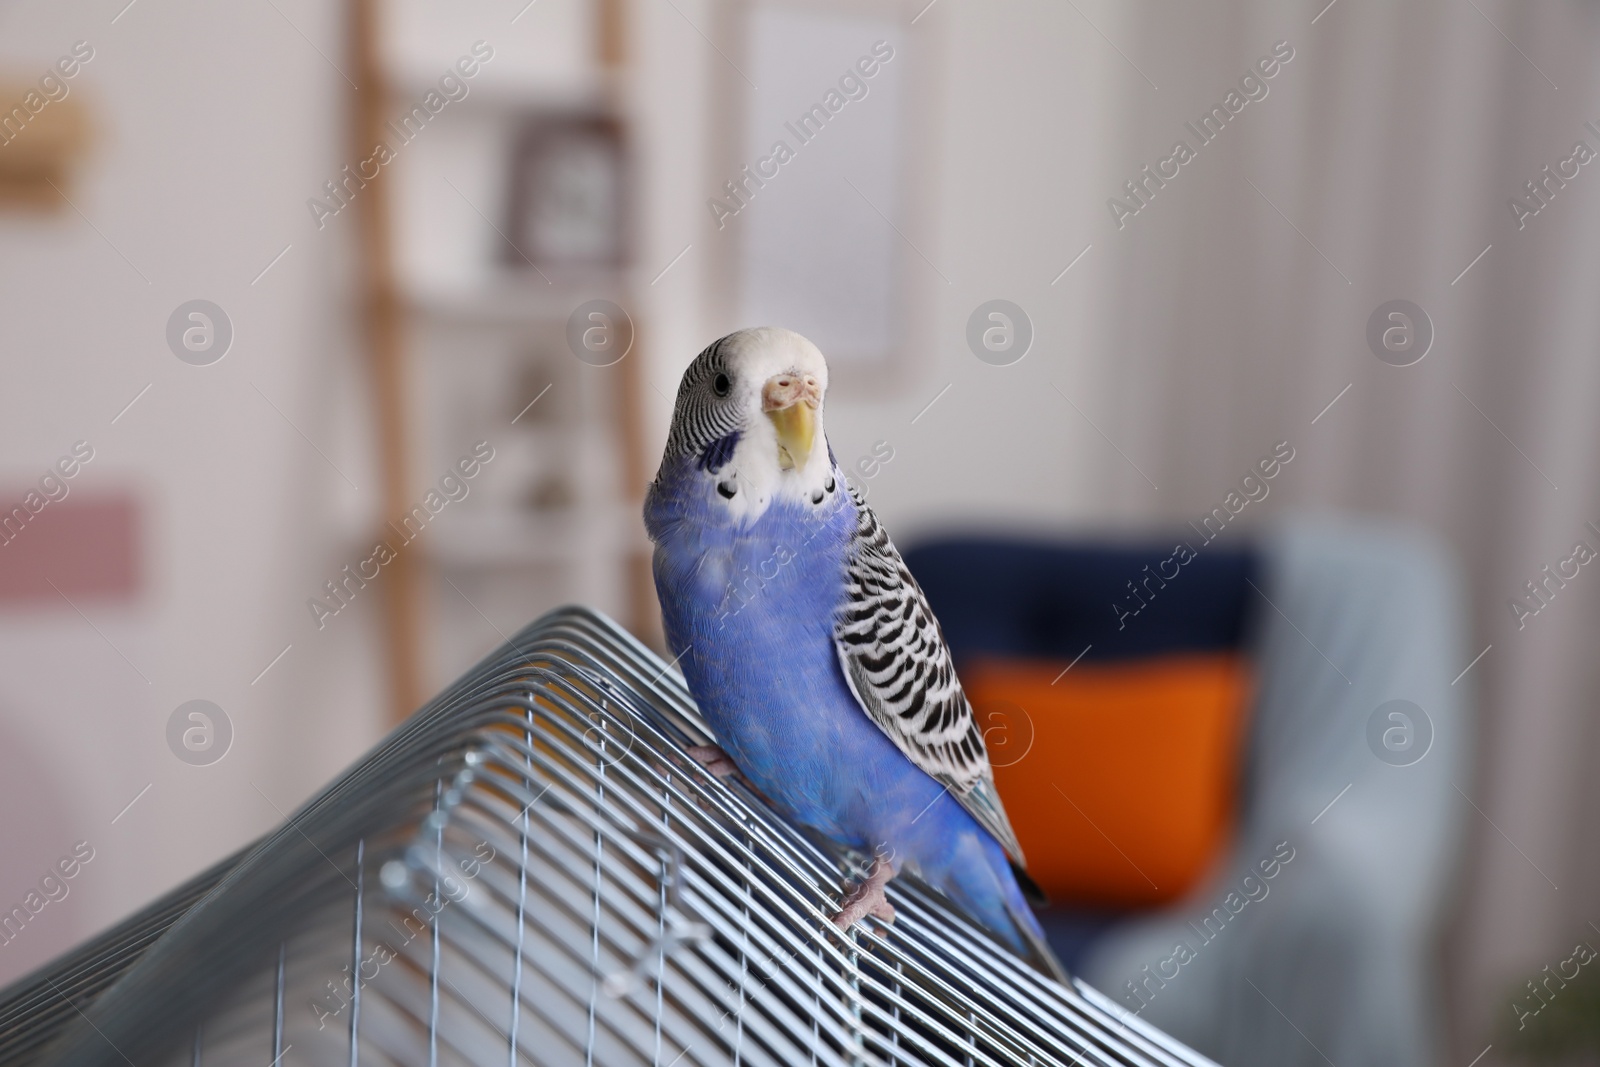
[{"x1": 832, "y1": 485, "x2": 1027, "y2": 866}]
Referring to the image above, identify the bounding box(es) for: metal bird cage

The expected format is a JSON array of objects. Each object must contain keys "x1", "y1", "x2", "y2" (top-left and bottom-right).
[{"x1": 0, "y1": 607, "x2": 1220, "y2": 1067}]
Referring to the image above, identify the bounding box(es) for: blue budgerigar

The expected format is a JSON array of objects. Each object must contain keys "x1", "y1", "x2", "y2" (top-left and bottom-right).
[{"x1": 645, "y1": 326, "x2": 1065, "y2": 979}]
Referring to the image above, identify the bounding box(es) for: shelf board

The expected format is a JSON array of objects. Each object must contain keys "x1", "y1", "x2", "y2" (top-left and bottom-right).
[
  {"x1": 387, "y1": 68, "x2": 619, "y2": 115},
  {"x1": 405, "y1": 277, "x2": 625, "y2": 326},
  {"x1": 428, "y1": 505, "x2": 640, "y2": 568}
]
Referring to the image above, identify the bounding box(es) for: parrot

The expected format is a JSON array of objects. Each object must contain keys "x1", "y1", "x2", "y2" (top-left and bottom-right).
[{"x1": 644, "y1": 326, "x2": 1066, "y2": 981}]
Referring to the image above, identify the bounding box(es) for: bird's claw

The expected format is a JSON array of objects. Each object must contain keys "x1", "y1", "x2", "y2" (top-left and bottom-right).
[
  {"x1": 686, "y1": 744, "x2": 741, "y2": 779},
  {"x1": 686, "y1": 744, "x2": 774, "y2": 805},
  {"x1": 831, "y1": 857, "x2": 896, "y2": 929}
]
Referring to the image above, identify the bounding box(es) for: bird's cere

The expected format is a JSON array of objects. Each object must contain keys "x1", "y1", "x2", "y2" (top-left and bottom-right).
[{"x1": 760, "y1": 372, "x2": 820, "y2": 412}]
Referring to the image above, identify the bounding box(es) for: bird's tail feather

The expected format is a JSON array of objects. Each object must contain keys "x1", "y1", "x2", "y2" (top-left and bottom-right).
[
  {"x1": 999, "y1": 857, "x2": 1068, "y2": 983},
  {"x1": 1009, "y1": 900, "x2": 1070, "y2": 985},
  {"x1": 944, "y1": 832, "x2": 1068, "y2": 984},
  {"x1": 1010, "y1": 861, "x2": 1050, "y2": 908}
]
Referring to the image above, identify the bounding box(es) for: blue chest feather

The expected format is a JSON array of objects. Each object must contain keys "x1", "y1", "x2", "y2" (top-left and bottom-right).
[
  {"x1": 645, "y1": 460, "x2": 944, "y2": 850},
  {"x1": 644, "y1": 455, "x2": 1041, "y2": 955}
]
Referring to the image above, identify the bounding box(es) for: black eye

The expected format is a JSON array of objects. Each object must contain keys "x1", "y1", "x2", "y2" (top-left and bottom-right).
[{"x1": 712, "y1": 372, "x2": 731, "y2": 397}]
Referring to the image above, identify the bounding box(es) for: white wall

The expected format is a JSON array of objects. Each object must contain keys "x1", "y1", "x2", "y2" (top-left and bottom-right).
[
  {"x1": 0, "y1": 0, "x2": 383, "y2": 986},
  {"x1": 639, "y1": 0, "x2": 1122, "y2": 543},
  {"x1": 857, "y1": 0, "x2": 1122, "y2": 543},
  {"x1": 0, "y1": 0, "x2": 695, "y2": 989}
]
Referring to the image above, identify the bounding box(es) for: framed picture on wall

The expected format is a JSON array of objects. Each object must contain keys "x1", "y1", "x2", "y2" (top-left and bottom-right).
[
  {"x1": 704, "y1": 0, "x2": 938, "y2": 392},
  {"x1": 502, "y1": 113, "x2": 629, "y2": 274}
]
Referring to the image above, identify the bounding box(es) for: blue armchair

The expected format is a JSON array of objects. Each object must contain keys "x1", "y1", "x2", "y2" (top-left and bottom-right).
[{"x1": 906, "y1": 516, "x2": 1472, "y2": 1067}]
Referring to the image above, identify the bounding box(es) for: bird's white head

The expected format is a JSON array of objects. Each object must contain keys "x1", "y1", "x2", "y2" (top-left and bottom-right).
[{"x1": 659, "y1": 327, "x2": 839, "y2": 522}]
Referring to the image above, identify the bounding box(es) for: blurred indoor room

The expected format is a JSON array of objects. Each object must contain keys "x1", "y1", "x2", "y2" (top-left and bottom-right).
[{"x1": 1, "y1": 0, "x2": 1598, "y2": 1064}]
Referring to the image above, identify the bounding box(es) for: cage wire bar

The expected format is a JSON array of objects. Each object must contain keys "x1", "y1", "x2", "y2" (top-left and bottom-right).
[{"x1": 0, "y1": 607, "x2": 1222, "y2": 1067}]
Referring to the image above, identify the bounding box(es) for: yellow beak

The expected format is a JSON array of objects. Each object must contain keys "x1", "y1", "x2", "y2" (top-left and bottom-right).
[
  {"x1": 762, "y1": 371, "x2": 822, "y2": 471},
  {"x1": 766, "y1": 401, "x2": 815, "y2": 471}
]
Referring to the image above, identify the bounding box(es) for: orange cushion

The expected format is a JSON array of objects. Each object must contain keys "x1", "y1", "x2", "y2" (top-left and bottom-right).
[{"x1": 965, "y1": 653, "x2": 1252, "y2": 908}]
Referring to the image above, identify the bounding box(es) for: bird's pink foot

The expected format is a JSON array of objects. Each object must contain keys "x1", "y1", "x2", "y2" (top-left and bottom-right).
[
  {"x1": 686, "y1": 743, "x2": 773, "y2": 804},
  {"x1": 831, "y1": 857, "x2": 896, "y2": 929},
  {"x1": 686, "y1": 743, "x2": 741, "y2": 779}
]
